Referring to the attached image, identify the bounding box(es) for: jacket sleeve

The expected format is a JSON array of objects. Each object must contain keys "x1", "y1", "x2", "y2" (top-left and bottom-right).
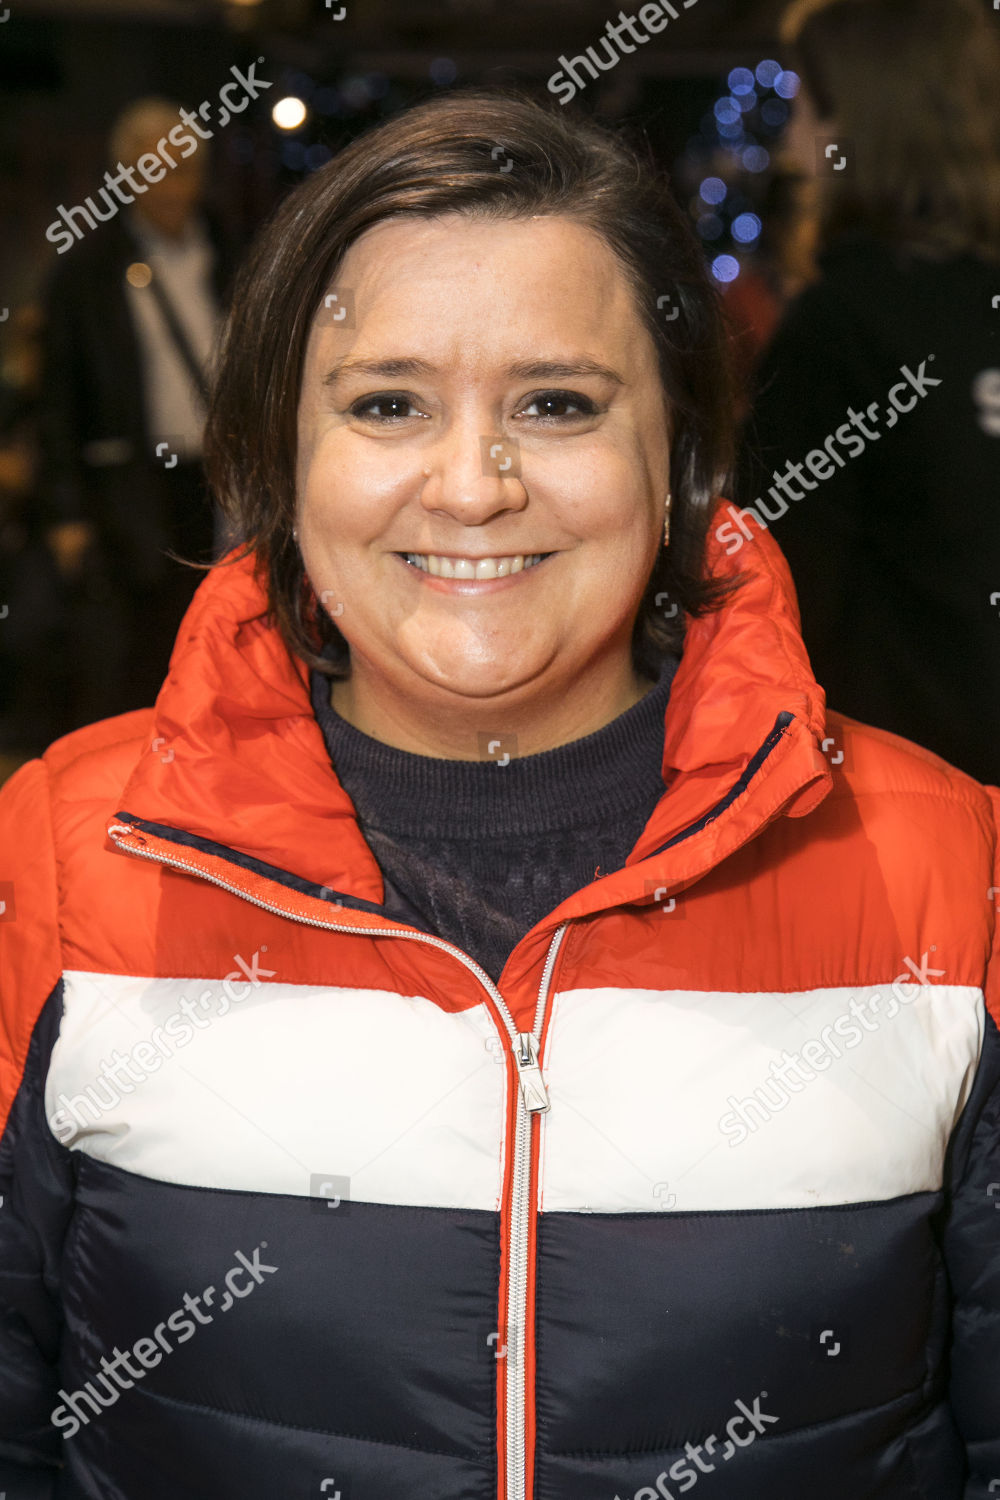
[
  {"x1": 0, "y1": 759, "x2": 75, "y2": 1493},
  {"x1": 940, "y1": 786, "x2": 1000, "y2": 1496}
]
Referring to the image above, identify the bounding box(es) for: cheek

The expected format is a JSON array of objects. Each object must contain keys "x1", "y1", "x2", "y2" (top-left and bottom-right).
[
  {"x1": 297, "y1": 453, "x2": 399, "y2": 605},
  {"x1": 296, "y1": 446, "x2": 348, "y2": 588},
  {"x1": 298, "y1": 426, "x2": 407, "y2": 534},
  {"x1": 551, "y1": 427, "x2": 665, "y2": 526},
  {"x1": 297, "y1": 433, "x2": 355, "y2": 546}
]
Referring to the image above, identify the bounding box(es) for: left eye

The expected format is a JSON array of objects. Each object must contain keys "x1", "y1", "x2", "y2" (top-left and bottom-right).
[{"x1": 519, "y1": 390, "x2": 599, "y2": 420}]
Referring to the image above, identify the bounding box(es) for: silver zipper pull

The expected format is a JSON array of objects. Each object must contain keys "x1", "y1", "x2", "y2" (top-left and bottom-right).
[{"x1": 514, "y1": 1032, "x2": 550, "y2": 1114}]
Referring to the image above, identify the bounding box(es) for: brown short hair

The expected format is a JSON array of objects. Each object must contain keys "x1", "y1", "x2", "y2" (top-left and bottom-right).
[{"x1": 205, "y1": 85, "x2": 740, "y2": 679}]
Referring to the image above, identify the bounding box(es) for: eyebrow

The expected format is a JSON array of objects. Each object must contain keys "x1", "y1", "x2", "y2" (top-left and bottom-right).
[{"x1": 322, "y1": 356, "x2": 626, "y2": 387}]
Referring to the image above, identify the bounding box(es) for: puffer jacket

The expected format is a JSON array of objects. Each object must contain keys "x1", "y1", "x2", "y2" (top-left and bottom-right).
[{"x1": 0, "y1": 510, "x2": 997, "y2": 1500}]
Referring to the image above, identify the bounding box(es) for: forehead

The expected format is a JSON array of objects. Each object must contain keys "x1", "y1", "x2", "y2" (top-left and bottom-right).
[{"x1": 311, "y1": 213, "x2": 648, "y2": 370}]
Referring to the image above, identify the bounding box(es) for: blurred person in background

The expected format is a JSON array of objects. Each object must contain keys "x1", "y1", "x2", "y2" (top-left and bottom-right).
[
  {"x1": 0, "y1": 304, "x2": 69, "y2": 764},
  {"x1": 723, "y1": 168, "x2": 819, "y2": 417},
  {"x1": 738, "y1": 0, "x2": 1000, "y2": 784},
  {"x1": 38, "y1": 97, "x2": 239, "y2": 723}
]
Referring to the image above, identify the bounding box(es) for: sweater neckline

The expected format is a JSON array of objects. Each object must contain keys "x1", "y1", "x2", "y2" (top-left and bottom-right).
[{"x1": 309, "y1": 657, "x2": 678, "y2": 839}]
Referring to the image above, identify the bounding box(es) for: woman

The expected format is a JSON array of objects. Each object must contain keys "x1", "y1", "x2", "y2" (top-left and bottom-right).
[
  {"x1": 0, "y1": 87, "x2": 997, "y2": 1500},
  {"x1": 738, "y1": 0, "x2": 1000, "y2": 785}
]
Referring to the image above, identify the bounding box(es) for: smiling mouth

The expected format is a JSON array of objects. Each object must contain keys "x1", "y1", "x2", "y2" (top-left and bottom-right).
[{"x1": 400, "y1": 552, "x2": 552, "y2": 579}]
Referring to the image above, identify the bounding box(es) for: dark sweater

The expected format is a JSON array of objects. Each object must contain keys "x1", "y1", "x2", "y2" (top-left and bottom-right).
[{"x1": 310, "y1": 656, "x2": 678, "y2": 983}]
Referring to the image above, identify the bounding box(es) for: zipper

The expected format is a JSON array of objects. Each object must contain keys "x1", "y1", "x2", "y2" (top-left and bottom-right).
[
  {"x1": 108, "y1": 821, "x2": 564, "y2": 1500},
  {"x1": 505, "y1": 923, "x2": 566, "y2": 1500}
]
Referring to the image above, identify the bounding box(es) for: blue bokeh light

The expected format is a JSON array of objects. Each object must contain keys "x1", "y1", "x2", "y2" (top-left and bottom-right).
[
  {"x1": 711, "y1": 255, "x2": 741, "y2": 283},
  {"x1": 728, "y1": 67, "x2": 756, "y2": 96},
  {"x1": 714, "y1": 96, "x2": 741, "y2": 125},
  {"x1": 774, "y1": 69, "x2": 801, "y2": 99},
  {"x1": 699, "y1": 176, "x2": 727, "y2": 205},
  {"x1": 306, "y1": 143, "x2": 333, "y2": 171},
  {"x1": 732, "y1": 212, "x2": 763, "y2": 244},
  {"x1": 761, "y1": 99, "x2": 789, "y2": 127},
  {"x1": 755, "y1": 59, "x2": 782, "y2": 88},
  {"x1": 341, "y1": 75, "x2": 372, "y2": 109},
  {"x1": 742, "y1": 145, "x2": 771, "y2": 173}
]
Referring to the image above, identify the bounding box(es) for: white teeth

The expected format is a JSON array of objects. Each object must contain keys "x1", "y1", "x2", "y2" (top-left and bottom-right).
[{"x1": 403, "y1": 553, "x2": 545, "y2": 578}]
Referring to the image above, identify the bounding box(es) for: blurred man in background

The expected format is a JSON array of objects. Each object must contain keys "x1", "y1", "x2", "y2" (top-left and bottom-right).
[
  {"x1": 738, "y1": 0, "x2": 1000, "y2": 784},
  {"x1": 38, "y1": 97, "x2": 239, "y2": 722}
]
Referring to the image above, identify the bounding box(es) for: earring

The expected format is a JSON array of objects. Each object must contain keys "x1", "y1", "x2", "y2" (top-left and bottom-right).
[{"x1": 663, "y1": 493, "x2": 672, "y2": 548}]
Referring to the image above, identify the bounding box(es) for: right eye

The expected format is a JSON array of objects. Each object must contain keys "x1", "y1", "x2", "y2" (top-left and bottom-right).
[{"x1": 348, "y1": 394, "x2": 425, "y2": 424}]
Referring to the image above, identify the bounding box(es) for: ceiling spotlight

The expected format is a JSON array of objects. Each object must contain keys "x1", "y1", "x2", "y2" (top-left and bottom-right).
[{"x1": 272, "y1": 97, "x2": 308, "y2": 131}]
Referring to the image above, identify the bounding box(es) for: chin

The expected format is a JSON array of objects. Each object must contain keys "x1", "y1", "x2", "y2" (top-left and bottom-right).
[{"x1": 415, "y1": 655, "x2": 539, "y2": 702}]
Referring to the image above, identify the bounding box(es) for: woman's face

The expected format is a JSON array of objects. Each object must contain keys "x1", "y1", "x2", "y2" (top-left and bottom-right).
[{"x1": 295, "y1": 212, "x2": 670, "y2": 742}]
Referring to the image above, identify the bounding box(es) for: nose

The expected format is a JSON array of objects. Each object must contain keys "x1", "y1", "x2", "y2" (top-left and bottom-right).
[{"x1": 418, "y1": 422, "x2": 527, "y2": 525}]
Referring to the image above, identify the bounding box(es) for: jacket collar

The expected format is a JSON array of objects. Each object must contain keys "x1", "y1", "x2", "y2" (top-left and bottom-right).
[{"x1": 111, "y1": 507, "x2": 832, "y2": 919}]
